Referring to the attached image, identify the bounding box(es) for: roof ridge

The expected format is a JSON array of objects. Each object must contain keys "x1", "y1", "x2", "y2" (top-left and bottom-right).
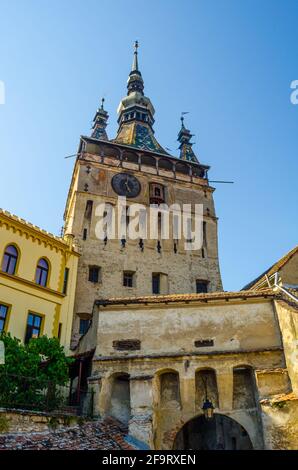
[{"x1": 96, "y1": 289, "x2": 276, "y2": 306}]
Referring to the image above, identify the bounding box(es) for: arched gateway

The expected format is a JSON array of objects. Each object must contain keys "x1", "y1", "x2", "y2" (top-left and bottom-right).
[{"x1": 173, "y1": 414, "x2": 253, "y2": 450}]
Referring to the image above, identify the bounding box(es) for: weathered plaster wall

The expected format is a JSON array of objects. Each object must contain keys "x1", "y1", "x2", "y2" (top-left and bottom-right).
[
  {"x1": 0, "y1": 408, "x2": 78, "y2": 434},
  {"x1": 85, "y1": 296, "x2": 298, "y2": 450},
  {"x1": 95, "y1": 299, "x2": 281, "y2": 357},
  {"x1": 261, "y1": 399, "x2": 298, "y2": 449},
  {"x1": 90, "y1": 348, "x2": 284, "y2": 450},
  {"x1": 274, "y1": 300, "x2": 298, "y2": 395}
]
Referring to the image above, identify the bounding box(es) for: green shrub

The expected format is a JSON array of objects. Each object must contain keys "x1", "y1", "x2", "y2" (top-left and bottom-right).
[{"x1": 0, "y1": 332, "x2": 73, "y2": 411}]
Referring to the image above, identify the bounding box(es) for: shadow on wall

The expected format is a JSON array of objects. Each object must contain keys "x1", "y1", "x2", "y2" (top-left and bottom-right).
[
  {"x1": 107, "y1": 373, "x2": 131, "y2": 425},
  {"x1": 173, "y1": 414, "x2": 253, "y2": 450}
]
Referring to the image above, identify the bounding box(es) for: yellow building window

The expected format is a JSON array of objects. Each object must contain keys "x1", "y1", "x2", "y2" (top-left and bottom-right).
[
  {"x1": 35, "y1": 258, "x2": 49, "y2": 287},
  {"x1": 0, "y1": 304, "x2": 9, "y2": 332},
  {"x1": 1, "y1": 245, "x2": 19, "y2": 275},
  {"x1": 24, "y1": 313, "x2": 43, "y2": 344}
]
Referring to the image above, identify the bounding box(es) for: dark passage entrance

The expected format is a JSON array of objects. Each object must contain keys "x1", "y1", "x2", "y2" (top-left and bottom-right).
[{"x1": 173, "y1": 414, "x2": 253, "y2": 450}]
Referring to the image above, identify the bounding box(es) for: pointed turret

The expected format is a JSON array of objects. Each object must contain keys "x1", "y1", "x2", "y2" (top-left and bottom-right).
[
  {"x1": 113, "y1": 42, "x2": 168, "y2": 154},
  {"x1": 177, "y1": 115, "x2": 199, "y2": 163},
  {"x1": 91, "y1": 98, "x2": 109, "y2": 140}
]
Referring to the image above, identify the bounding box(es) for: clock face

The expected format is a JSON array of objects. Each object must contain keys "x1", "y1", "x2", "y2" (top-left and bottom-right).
[{"x1": 111, "y1": 173, "x2": 141, "y2": 198}]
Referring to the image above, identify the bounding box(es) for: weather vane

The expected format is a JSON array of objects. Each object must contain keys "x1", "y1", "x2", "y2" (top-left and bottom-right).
[{"x1": 181, "y1": 111, "x2": 189, "y2": 125}]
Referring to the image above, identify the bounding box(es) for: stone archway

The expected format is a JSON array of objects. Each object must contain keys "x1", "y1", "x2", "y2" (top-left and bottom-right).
[{"x1": 173, "y1": 414, "x2": 253, "y2": 450}]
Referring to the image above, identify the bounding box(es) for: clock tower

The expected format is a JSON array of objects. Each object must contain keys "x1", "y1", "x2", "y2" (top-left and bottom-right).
[{"x1": 64, "y1": 43, "x2": 222, "y2": 346}]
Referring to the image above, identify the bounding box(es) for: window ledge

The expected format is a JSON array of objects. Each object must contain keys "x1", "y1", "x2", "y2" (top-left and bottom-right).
[{"x1": 0, "y1": 270, "x2": 65, "y2": 298}]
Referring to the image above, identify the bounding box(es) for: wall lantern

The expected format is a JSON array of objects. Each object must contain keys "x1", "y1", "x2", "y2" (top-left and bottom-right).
[
  {"x1": 202, "y1": 398, "x2": 214, "y2": 420},
  {"x1": 201, "y1": 375, "x2": 214, "y2": 420}
]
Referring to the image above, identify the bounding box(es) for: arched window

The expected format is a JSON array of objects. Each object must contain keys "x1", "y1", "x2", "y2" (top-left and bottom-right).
[
  {"x1": 35, "y1": 258, "x2": 49, "y2": 287},
  {"x1": 1, "y1": 245, "x2": 18, "y2": 275}
]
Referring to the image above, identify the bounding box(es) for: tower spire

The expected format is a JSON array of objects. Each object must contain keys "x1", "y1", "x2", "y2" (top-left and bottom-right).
[
  {"x1": 91, "y1": 97, "x2": 109, "y2": 141},
  {"x1": 113, "y1": 42, "x2": 168, "y2": 154},
  {"x1": 177, "y1": 114, "x2": 199, "y2": 163},
  {"x1": 132, "y1": 40, "x2": 139, "y2": 72},
  {"x1": 127, "y1": 40, "x2": 144, "y2": 95}
]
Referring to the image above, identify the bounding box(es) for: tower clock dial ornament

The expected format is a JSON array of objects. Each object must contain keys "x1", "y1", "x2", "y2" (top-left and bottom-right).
[{"x1": 111, "y1": 173, "x2": 141, "y2": 198}]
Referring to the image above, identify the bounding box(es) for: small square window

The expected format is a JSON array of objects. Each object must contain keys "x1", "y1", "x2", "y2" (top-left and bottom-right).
[
  {"x1": 196, "y1": 280, "x2": 209, "y2": 293},
  {"x1": 152, "y1": 273, "x2": 160, "y2": 294},
  {"x1": 123, "y1": 271, "x2": 134, "y2": 287},
  {"x1": 89, "y1": 266, "x2": 100, "y2": 283}
]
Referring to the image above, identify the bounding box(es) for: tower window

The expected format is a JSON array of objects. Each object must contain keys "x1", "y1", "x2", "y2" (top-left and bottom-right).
[
  {"x1": 35, "y1": 258, "x2": 49, "y2": 287},
  {"x1": 85, "y1": 200, "x2": 93, "y2": 219},
  {"x1": 25, "y1": 313, "x2": 43, "y2": 344},
  {"x1": 83, "y1": 228, "x2": 87, "y2": 240},
  {"x1": 203, "y1": 221, "x2": 207, "y2": 247},
  {"x1": 88, "y1": 266, "x2": 101, "y2": 283},
  {"x1": 152, "y1": 273, "x2": 160, "y2": 294},
  {"x1": 149, "y1": 183, "x2": 165, "y2": 205},
  {"x1": 1, "y1": 245, "x2": 18, "y2": 275},
  {"x1": 196, "y1": 280, "x2": 209, "y2": 293},
  {"x1": 123, "y1": 271, "x2": 135, "y2": 287}
]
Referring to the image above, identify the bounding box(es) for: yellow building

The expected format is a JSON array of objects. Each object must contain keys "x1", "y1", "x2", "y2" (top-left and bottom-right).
[{"x1": 0, "y1": 209, "x2": 80, "y2": 354}]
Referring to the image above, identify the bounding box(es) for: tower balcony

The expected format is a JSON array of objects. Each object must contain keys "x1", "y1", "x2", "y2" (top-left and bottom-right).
[{"x1": 78, "y1": 137, "x2": 210, "y2": 186}]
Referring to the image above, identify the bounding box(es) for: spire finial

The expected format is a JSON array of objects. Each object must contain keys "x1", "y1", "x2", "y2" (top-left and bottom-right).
[
  {"x1": 101, "y1": 97, "x2": 105, "y2": 110},
  {"x1": 132, "y1": 40, "x2": 139, "y2": 71}
]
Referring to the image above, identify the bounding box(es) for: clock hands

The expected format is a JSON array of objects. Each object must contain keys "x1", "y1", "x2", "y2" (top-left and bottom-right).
[{"x1": 124, "y1": 177, "x2": 131, "y2": 193}]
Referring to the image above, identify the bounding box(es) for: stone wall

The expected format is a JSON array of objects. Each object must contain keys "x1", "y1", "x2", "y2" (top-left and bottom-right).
[
  {"x1": 0, "y1": 408, "x2": 78, "y2": 434},
  {"x1": 94, "y1": 298, "x2": 281, "y2": 358},
  {"x1": 261, "y1": 396, "x2": 298, "y2": 449}
]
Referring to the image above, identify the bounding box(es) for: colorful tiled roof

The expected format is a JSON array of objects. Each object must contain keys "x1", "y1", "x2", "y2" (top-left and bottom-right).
[{"x1": 113, "y1": 121, "x2": 169, "y2": 154}]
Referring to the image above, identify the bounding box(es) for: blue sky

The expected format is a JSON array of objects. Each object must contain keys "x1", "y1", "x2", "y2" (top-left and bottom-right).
[{"x1": 0, "y1": 0, "x2": 297, "y2": 291}]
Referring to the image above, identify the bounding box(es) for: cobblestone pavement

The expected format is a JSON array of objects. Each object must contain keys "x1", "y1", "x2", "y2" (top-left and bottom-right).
[{"x1": 0, "y1": 418, "x2": 135, "y2": 450}]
